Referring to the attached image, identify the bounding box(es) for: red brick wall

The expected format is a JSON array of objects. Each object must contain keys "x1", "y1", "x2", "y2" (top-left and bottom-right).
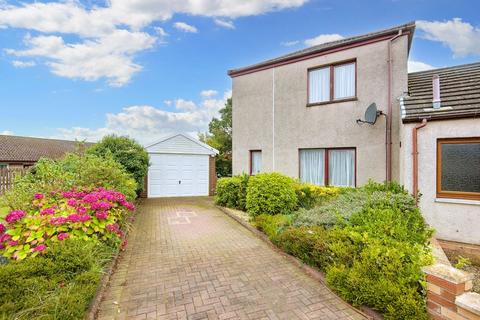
[{"x1": 209, "y1": 156, "x2": 217, "y2": 196}]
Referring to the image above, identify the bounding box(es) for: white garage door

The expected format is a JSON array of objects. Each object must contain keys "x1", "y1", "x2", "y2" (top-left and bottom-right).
[{"x1": 148, "y1": 153, "x2": 209, "y2": 197}]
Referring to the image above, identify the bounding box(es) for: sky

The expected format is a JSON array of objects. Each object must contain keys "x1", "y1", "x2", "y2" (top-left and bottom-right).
[{"x1": 0, "y1": 0, "x2": 479, "y2": 145}]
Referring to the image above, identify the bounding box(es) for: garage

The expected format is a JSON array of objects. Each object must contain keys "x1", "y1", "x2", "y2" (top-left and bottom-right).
[{"x1": 145, "y1": 133, "x2": 218, "y2": 198}]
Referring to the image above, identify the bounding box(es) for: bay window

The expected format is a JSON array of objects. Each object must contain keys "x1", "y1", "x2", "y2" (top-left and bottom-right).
[
  {"x1": 299, "y1": 148, "x2": 356, "y2": 187},
  {"x1": 308, "y1": 60, "x2": 356, "y2": 105},
  {"x1": 437, "y1": 138, "x2": 480, "y2": 200}
]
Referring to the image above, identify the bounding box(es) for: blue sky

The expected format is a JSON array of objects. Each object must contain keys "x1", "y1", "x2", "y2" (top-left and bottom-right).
[{"x1": 0, "y1": 0, "x2": 479, "y2": 144}]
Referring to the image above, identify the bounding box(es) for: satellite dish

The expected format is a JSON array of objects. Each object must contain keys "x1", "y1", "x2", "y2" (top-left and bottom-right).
[{"x1": 357, "y1": 103, "x2": 383, "y2": 125}]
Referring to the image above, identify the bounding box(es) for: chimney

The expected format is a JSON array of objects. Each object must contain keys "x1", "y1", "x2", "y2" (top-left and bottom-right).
[{"x1": 432, "y1": 74, "x2": 441, "y2": 109}]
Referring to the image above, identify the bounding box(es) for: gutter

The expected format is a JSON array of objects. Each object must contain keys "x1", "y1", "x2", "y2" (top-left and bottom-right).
[{"x1": 412, "y1": 118, "x2": 427, "y2": 204}]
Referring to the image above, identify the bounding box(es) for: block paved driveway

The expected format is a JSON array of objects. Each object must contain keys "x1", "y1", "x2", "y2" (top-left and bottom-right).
[{"x1": 97, "y1": 197, "x2": 367, "y2": 320}]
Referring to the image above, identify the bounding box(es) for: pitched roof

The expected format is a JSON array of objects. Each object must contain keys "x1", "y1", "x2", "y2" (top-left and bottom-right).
[
  {"x1": 228, "y1": 21, "x2": 416, "y2": 77},
  {"x1": 144, "y1": 133, "x2": 219, "y2": 155},
  {"x1": 403, "y1": 62, "x2": 480, "y2": 122},
  {"x1": 0, "y1": 135, "x2": 93, "y2": 163}
]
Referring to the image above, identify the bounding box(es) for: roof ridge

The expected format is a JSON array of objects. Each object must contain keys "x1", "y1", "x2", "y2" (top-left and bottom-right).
[
  {"x1": 0, "y1": 134, "x2": 91, "y2": 144},
  {"x1": 228, "y1": 21, "x2": 416, "y2": 76},
  {"x1": 408, "y1": 61, "x2": 480, "y2": 75}
]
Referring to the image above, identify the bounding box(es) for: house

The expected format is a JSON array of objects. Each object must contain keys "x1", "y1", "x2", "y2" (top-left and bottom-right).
[
  {"x1": 145, "y1": 133, "x2": 218, "y2": 198},
  {"x1": 400, "y1": 63, "x2": 480, "y2": 245},
  {"x1": 228, "y1": 22, "x2": 480, "y2": 245},
  {"x1": 0, "y1": 135, "x2": 91, "y2": 169}
]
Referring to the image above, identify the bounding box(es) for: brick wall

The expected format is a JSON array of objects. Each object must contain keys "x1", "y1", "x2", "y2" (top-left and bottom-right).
[
  {"x1": 209, "y1": 156, "x2": 217, "y2": 196},
  {"x1": 424, "y1": 263, "x2": 480, "y2": 319}
]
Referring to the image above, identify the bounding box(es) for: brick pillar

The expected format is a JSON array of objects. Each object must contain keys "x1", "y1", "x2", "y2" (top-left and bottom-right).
[
  {"x1": 209, "y1": 156, "x2": 217, "y2": 196},
  {"x1": 424, "y1": 263, "x2": 480, "y2": 320}
]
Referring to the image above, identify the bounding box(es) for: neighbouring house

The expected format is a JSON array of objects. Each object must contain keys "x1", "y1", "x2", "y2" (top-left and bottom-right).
[
  {"x1": 0, "y1": 134, "x2": 91, "y2": 169},
  {"x1": 145, "y1": 133, "x2": 218, "y2": 198},
  {"x1": 400, "y1": 63, "x2": 480, "y2": 245},
  {"x1": 228, "y1": 22, "x2": 480, "y2": 245}
]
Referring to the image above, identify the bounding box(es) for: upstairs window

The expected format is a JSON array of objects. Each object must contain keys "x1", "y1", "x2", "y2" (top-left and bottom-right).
[
  {"x1": 250, "y1": 150, "x2": 262, "y2": 175},
  {"x1": 308, "y1": 60, "x2": 356, "y2": 105},
  {"x1": 437, "y1": 138, "x2": 480, "y2": 200}
]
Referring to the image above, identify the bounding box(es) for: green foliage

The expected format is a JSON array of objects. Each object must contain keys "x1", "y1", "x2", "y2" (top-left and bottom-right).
[
  {"x1": 215, "y1": 174, "x2": 249, "y2": 210},
  {"x1": 295, "y1": 186, "x2": 417, "y2": 228},
  {"x1": 251, "y1": 179, "x2": 432, "y2": 319},
  {"x1": 199, "y1": 98, "x2": 232, "y2": 177},
  {"x1": 294, "y1": 183, "x2": 342, "y2": 210},
  {"x1": 0, "y1": 239, "x2": 114, "y2": 319},
  {"x1": 87, "y1": 135, "x2": 149, "y2": 194},
  {"x1": 455, "y1": 256, "x2": 472, "y2": 270},
  {"x1": 252, "y1": 214, "x2": 293, "y2": 240},
  {"x1": 275, "y1": 226, "x2": 330, "y2": 268},
  {"x1": 0, "y1": 153, "x2": 137, "y2": 210},
  {"x1": 246, "y1": 173, "x2": 298, "y2": 216}
]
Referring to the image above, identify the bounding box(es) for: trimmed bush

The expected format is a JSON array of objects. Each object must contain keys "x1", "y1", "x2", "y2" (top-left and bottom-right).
[
  {"x1": 294, "y1": 183, "x2": 342, "y2": 210},
  {"x1": 275, "y1": 226, "x2": 329, "y2": 268},
  {"x1": 87, "y1": 135, "x2": 149, "y2": 194},
  {"x1": 246, "y1": 173, "x2": 298, "y2": 216},
  {"x1": 1, "y1": 153, "x2": 137, "y2": 211},
  {"x1": 0, "y1": 239, "x2": 114, "y2": 319},
  {"x1": 252, "y1": 214, "x2": 293, "y2": 240},
  {"x1": 215, "y1": 174, "x2": 249, "y2": 210}
]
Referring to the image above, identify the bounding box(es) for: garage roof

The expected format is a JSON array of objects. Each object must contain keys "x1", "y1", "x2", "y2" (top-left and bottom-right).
[{"x1": 145, "y1": 133, "x2": 219, "y2": 155}]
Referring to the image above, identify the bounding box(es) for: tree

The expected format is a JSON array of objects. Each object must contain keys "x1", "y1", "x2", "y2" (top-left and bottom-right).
[
  {"x1": 87, "y1": 135, "x2": 149, "y2": 194},
  {"x1": 199, "y1": 98, "x2": 232, "y2": 177}
]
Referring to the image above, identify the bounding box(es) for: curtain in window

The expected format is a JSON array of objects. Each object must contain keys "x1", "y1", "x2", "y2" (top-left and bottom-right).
[
  {"x1": 300, "y1": 149, "x2": 325, "y2": 185},
  {"x1": 334, "y1": 63, "x2": 355, "y2": 99},
  {"x1": 309, "y1": 67, "x2": 330, "y2": 103},
  {"x1": 329, "y1": 149, "x2": 355, "y2": 187},
  {"x1": 251, "y1": 151, "x2": 262, "y2": 175}
]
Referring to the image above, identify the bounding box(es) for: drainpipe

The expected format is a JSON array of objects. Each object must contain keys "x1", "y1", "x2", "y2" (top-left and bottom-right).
[
  {"x1": 412, "y1": 118, "x2": 427, "y2": 204},
  {"x1": 386, "y1": 29, "x2": 403, "y2": 182}
]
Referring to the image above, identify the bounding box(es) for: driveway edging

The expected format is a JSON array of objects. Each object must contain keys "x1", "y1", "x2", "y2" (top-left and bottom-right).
[{"x1": 216, "y1": 205, "x2": 382, "y2": 320}]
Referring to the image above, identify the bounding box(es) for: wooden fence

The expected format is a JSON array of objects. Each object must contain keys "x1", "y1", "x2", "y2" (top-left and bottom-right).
[{"x1": 0, "y1": 167, "x2": 29, "y2": 195}]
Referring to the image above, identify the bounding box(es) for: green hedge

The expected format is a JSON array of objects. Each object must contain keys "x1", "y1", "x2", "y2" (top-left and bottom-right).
[
  {"x1": 246, "y1": 173, "x2": 298, "y2": 216},
  {"x1": 215, "y1": 174, "x2": 249, "y2": 210},
  {"x1": 250, "y1": 182, "x2": 433, "y2": 319},
  {"x1": 0, "y1": 239, "x2": 115, "y2": 319}
]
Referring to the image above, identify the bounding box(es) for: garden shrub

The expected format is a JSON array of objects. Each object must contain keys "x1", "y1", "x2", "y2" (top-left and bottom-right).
[
  {"x1": 0, "y1": 239, "x2": 114, "y2": 319},
  {"x1": 252, "y1": 214, "x2": 293, "y2": 241},
  {"x1": 0, "y1": 188, "x2": 135, "y2": 260},
  {"x1": 87, "y1": 135, "x2": 150, "y2": 194},
  {"x1": 324, "y1": 205, "x2": 432, "y2": 319},
  {"x1": 294, "y1": 186, "x2": 417, "y2": 227},
  {"x1": 275, "y1": 226, "x2": 330, "y2": 268},
  {"x1": 294, "y1": 183, "x2": 342, "y2": 210},
  {"x1": 215, "y1": 174, "x2": 249, "y2": 210},
  {"x1": 0, "y1": 153, "x2": 137, "y2": 210},
  {"x1": 246, "y1": 173, "x2": 297, "y2": 216}
]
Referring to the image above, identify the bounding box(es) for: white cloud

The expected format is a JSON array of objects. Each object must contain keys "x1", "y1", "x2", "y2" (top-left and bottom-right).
[
  {"x1": 175, "y1": 99, "x2": 197, "y2": 111},
  {"x1": 164, "y1": 100, "x2": 173, "y2": 106},
  {"x1": 304, "y1": 33, "x2": 344, "y2": 47},
  {"x1": 281, "y1": 40, "x2": 299, "y2": 47},
  {"x1": 408, "y1": 60, "x2": 437, "y2": 73},
  {"x1": 417, "y1": 18, "x2": 480, "y2": 57},
  {"x1": 214, "y1": 19, "x2": 235, "y2": 29},
  {"x1": 1, "y1": 130, "x2": 14, "y2": 135},
  {"x1": 200, "y1": 89, "x2": 218, "y2": 98},
  {"x1": 53, "y1": 90, "x2": 231, "y2": 144},
  {"x1": 7, "y1": 30, "x2": 156, "y2": 86},
  {"x1": 0, "y1": 0, "x2": 308, "y2": 86},
  {"x1": 154, "y1": 27, "x2": 168, "y2": 37},
  {"x1": 174, "y1": 22, "x2": 198, "y2": 33},
  {"x1": 11, "y1": 60, "x2": 35, "y2": 68}
]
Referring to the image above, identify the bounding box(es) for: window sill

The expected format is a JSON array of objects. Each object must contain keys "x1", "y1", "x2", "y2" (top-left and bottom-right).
[
  {"x1": 307, "y1": 97, "x2": 357, "y2": 107},
  {"x1": 435, "y1": 198, "x2": 480, "y2": 206}
]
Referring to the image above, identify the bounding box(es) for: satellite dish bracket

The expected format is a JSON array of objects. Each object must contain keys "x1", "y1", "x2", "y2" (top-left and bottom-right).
[{"x1": 356, "y1": 103, "x2": 384, "y2": 125}]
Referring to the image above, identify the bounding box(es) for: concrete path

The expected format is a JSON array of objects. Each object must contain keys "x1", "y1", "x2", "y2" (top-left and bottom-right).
[{"x1": 97, "y1": 197, "x2": 366, "y2": 320}]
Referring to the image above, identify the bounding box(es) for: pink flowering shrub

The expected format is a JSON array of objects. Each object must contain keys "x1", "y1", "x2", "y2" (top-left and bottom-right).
[{"x1": 0, "y1": 188, "x2": 135, "y2": 260}]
